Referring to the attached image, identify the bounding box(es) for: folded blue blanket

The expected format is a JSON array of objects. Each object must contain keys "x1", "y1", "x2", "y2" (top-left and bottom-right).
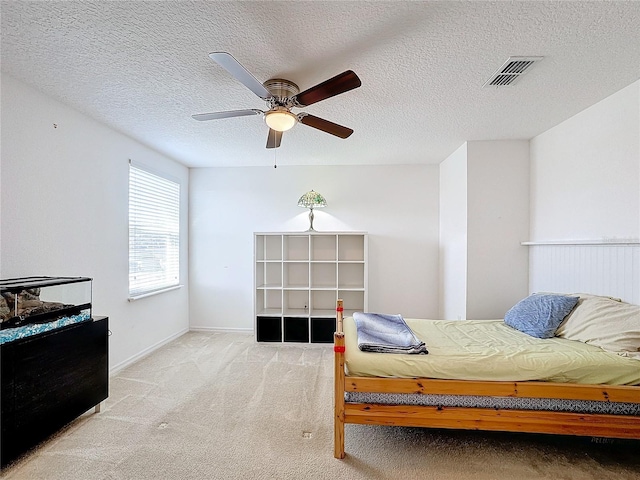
[{"x1": 353, "y1": 312, "x2": 428, "y2": 354}]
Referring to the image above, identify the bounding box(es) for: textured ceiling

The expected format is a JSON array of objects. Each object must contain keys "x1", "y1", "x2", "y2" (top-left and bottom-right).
[{"x1": 2, "y1": 1, "x2": 639, "y2": 168}]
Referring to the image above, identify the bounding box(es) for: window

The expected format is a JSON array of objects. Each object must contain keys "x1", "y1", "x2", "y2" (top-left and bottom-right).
[{"x1": 128, "y1": 162, "x2": 180, "y2": 298}]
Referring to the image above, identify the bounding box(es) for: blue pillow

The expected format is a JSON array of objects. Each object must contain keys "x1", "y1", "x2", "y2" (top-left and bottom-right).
[{"x1": 504, "y1": 294, "x2": 579, "y2": 339}]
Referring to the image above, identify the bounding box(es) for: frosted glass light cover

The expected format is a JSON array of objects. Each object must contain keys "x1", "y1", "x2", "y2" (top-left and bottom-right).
[{"x1": 265, "y1": 110, "x2": 296, "y2": 131}]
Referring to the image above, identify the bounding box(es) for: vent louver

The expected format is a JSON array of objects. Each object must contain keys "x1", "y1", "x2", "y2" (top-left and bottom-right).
[{"x1": 483, "y1": 56, "x2": 543, "y2": 87}]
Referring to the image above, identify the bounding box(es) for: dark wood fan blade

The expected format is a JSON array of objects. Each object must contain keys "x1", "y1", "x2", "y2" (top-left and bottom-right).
[
  {"x1": 298, "y1": 114, "x2": 353, "y2": 139},
  {"x1": 266, "y1": 129, "x2": 282, "y2": 149},
  {"x1": 293, "y1": 70, "x2": 361, "y2": 107},
  {"x1": 209, "y1": 52, "x2": 272, "y2": 100},
  {"x1": 192, "y1": 109, "x2": 263, "y2": 121}
]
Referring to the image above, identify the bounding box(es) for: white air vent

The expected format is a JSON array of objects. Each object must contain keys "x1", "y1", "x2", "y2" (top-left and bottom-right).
[{"x1": 483, "y1": 56, "x2": 543, "y2": 87}]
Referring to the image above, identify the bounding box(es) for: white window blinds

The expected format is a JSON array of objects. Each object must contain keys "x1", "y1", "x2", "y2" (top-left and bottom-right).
[{"x1": 128, "y1": 163, "x2": 180, "y2": 298}]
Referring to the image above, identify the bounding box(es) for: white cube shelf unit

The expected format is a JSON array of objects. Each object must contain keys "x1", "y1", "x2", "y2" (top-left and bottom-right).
[{"x1": 255, "y1": 232, "x2": 368, "y2": 343}]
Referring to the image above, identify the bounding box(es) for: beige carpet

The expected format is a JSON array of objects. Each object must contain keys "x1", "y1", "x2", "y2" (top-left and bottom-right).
[{"x1": 2, "y1": 331, "x2": 639, "y2": 480}]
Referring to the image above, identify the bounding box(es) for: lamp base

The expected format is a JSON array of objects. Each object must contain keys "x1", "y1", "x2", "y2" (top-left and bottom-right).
[{"x1": 307, "y1": 208, "x2": 316, "y2": 231}]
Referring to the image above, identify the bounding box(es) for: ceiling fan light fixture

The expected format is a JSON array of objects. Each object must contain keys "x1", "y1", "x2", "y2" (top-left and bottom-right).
[{"x1": 265, "y1": 109, "x2": 297, "y2": 132}]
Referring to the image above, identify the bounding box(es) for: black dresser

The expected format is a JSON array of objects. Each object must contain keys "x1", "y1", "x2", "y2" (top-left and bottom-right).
[{"x1": 1, "y1": 316, "x2": 108, "y2": 466}]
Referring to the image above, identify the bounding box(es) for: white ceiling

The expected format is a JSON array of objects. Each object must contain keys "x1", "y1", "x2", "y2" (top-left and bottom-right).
[{"x1": 2, "y1": 1, "x2": 639, "y2": 168}]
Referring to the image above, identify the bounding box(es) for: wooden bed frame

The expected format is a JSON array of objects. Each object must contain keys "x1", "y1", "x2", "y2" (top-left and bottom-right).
[{"x1": 333, "y1": 300, "x2": 640, "y2": 459}]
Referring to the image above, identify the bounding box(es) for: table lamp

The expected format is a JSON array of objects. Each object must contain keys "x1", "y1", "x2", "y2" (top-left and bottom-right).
[{"x1": 297, "y1": 190, "x2": 327, "y2": 231}]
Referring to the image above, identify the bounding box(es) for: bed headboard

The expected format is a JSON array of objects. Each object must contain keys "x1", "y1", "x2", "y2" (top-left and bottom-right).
[{"x1": 526, "y1": 242, "x2": 640, "y2": 305}]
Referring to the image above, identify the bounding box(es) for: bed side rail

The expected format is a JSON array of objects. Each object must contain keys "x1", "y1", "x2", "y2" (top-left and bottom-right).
[
  {"x1": 334, "y1": 299, "x2": 346, "y2": 458},
  {"x1": 344, "y1": 377, "x2": 640, "y2": 403}
]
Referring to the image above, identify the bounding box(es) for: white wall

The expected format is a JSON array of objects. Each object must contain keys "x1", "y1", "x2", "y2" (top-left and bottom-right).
[
  {"x1": 0, "y1": 74, "x2": 190, "y2": 371},
  {"x1": 530, "y1": 80, "x2": 640, "y2": 241},
  {"x1": 466, "y1": 140, "x2": 530, "y2": 319},
  {"x1": 439, "y1": 140, "x2": 530, "y2": 320},
  {"x1": 189, "y1": 164, "x2": 439, "y2": 330},
  {"x1": 528, "y1": 80, "x2": 639, "y2": 303},
  {"x1": 439, "y1": 143, "x2": 467, "y2": 319}
]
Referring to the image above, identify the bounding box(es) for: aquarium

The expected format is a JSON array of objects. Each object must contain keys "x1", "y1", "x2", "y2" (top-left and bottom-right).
[{"x1": 0, "y1": 276, "x2": 92, "y2": 329}]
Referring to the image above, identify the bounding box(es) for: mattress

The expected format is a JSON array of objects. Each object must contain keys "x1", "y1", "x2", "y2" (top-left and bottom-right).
[{"x1": 344, "y1": 317, "x2": 640, "y2": 385}]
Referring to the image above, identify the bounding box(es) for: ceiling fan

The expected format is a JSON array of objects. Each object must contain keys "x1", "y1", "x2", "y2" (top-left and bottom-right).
[{"x1": 192, "y1": 52, "x2": 362, "y2": 149}]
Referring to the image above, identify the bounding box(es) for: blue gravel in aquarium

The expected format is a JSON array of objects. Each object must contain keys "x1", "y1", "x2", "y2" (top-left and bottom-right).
[{"x1": 0, "y1": 312, "x2": 91, "y2": 345}]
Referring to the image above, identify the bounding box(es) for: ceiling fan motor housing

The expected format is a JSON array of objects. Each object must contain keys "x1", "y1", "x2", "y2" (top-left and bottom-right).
[{"x1": 263, "y1": 78, "x2": 299, "y2": 107}]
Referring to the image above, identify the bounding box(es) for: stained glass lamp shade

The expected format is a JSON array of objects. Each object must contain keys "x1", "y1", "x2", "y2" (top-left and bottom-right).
[{"x1": 297, "y1": 190, "x2": 327, "y2": 231}]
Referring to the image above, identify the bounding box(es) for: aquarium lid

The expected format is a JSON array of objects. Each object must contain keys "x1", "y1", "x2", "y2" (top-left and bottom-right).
[{"x1": 0, "y1": 276, "x2": 92, "y2": 292}]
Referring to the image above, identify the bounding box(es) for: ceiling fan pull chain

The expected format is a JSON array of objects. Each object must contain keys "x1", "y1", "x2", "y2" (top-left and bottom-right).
[{"x1": 274, "y1": 148, "x2": 277, "y2": 169}]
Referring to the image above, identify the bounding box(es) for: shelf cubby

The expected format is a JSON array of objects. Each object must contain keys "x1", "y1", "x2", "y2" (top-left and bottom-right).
[
  {"x1": 256, "y1": 235, "x2": 282, "y2": 261},
  {"x1": 283, "y1": 235, "x2": 309, "y2": 261},
  {"x1": 283, "y1": 262, "x2": 309, "y2": 288},
  {"x1": 255, "y1": 289, "x2": 282, "y2": 316},
  {"x1": 338, "y1": 263, "x2": 365, "y2": 289},
  {"x1": 311, "y1": 262, "x2": 337, "y2": 288},
  {"x1": 310, "y1": 235, "x2": 337, "y2": 261},
  {"x1": 339, "y1": 290, "x2": 365, "y2": 316},
  {"x1": 338, "y1": 235, "x2": 365, "y2": 261},
  {"x1": 310, "y1": 290, "x2": 337, "y2": 317},
  {"x1": 283, "y1": 289, "x2": 310, "y2": 316},
  {"x1": 255, "y1": 261, "x2": 282, "y2": 288}
]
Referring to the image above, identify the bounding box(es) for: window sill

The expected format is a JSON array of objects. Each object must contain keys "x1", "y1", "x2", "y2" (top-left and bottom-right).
[{"x1": 128, "y1": 285, "x2": 183, "y2": 301}]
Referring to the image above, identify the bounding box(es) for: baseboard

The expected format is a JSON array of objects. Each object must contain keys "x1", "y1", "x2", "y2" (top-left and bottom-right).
[
  {"x1": 189, "y1": 326, "x2": 253, "y2": 333},
  {"x1": 109, "y1": 327, "x2": 189, "y2": 376}
]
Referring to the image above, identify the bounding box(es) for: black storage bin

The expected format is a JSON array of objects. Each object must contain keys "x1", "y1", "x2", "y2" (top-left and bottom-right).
[
  {"x1": 256, "y1": 316, "x2": 282, "y2": 342},
  {"x1": 311, "y1": 318, "x2": 336, "y2": 343},
  {"x1": 284, "y1": 317, "x2": 309, "y2": 342}
]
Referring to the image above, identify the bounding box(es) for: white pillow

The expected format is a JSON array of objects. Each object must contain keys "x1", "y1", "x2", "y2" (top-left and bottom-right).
[{"x1": 556, "y1": 295, "x2": 640, "y2": 359}]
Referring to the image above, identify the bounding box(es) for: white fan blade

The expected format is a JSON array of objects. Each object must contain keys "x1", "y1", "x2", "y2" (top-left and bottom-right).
[
  {"x1": 192, "y1": 109, "x2": 263, "y2": 121},
  {"x1": 209, "y1": 52, "x2": 272, "y2": 100}
]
